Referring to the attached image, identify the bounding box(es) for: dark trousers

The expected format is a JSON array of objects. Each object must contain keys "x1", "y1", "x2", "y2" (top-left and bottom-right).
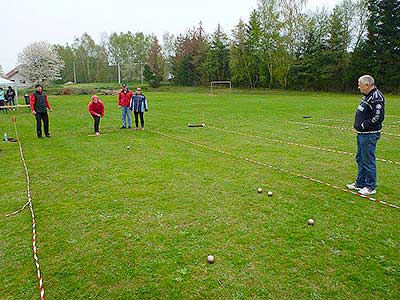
[
  {"x1": 92, "y1": 115, "x2": 101, "y2": 132},
  {"x1": 134, "y1": 111, "x2": 144, "y2": 127},
  {"x1": 35, "y1": 112, "x2": 49, "y2": 137},
  {"x1": 0, "y1": 100, "x2": 6, "y2": 113}
]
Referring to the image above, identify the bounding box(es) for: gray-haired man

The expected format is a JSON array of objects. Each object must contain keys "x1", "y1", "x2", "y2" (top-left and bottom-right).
[{"x1": 346, "y1": 75, "x2": 385, "y2": 196}]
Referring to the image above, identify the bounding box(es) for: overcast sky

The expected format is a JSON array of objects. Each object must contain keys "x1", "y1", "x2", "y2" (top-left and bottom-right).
[{"x1": 1, "y1": 0, "x2": 341, "y2": 73}]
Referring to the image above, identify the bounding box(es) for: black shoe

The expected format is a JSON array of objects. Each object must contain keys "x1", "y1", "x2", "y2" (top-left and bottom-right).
[
  {"x1": 128, "y1": 126, "x2": 132, "y2": 129},
  {"x1": 46, "y1": 135, "x2": 51, "y2": 138},
  {"x1": 120, "y1": 126, "x2": 126, "y2": 129}
]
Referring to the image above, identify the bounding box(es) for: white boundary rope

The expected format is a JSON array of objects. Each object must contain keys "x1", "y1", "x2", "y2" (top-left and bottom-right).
[
  {"x1": 288, "y1": 121, "x2": 400, "y2": 138},
  {"x1": 319, "y1": 118, "x2": 400, "y2": 129},
  {"x1": 208, "y1": 125, "x2": 400, "y2": 166},
  {"x1": 6, "y1": 117, "x2": 45, "y2": 300},
  {"x1": 150, "y1": 129, "x2": 399, "y2": 209}
]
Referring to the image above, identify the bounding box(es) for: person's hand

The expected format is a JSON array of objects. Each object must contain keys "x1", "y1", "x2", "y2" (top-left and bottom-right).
[
  {"x1": 50, "y1": 108, "x2": 53, "y2": 112},
  {"x1": 32, "y1": 110, "x2": 36, "y2": 115},
  {"x1": 97, "y1": 113, "x2": 101, "y2": 117},
  {"x1": 118, "y1": 105, "x2": 121, "y2": 109}
]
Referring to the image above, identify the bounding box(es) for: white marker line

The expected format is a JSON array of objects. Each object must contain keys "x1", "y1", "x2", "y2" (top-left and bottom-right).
[
  {"x1": 208, "y1": 125, "x2": 400, "y2": 166},
  {"x1": 150, "y1": 129, "x2": 399, "y2": 209}
]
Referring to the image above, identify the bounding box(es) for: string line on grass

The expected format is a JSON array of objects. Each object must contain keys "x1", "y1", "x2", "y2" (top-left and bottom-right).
[
  {"x1": 150, "y1": 129, "x2": 399, "y2": 209},
  {"x1": 207, "y1": 125, "x2": 400, "y2": 166},
  {"x1": 287, "y1": 121, "x2": 400, "y2": 138},
  {"x1": 6, "y1": 117, "x2": 45, "y2": 300},
  {"x1": 319, "y1": 118, "x2": 400, "y2": 128}
]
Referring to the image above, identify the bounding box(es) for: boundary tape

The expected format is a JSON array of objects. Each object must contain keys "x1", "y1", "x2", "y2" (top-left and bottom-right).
[
  {"x1": 319, "y1": 118, "x2": 400, "y2": 129},
  {"x1": 6, "y1": 117, "x2": 45, "y2": 300},
  {"x1": 288, "y1": 121, "x2": 400, "y2": 138},
  {"x1": 150, "y1": 129, "x2": 399, "y2": 209},
  {"x1": 207, "y1": 125, "x2": 400, "y2": 166}
]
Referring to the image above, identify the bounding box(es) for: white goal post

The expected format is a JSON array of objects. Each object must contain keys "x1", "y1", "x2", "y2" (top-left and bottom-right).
[{"x1": 210, "y1": 81, "x2": 232, "y2": 97}]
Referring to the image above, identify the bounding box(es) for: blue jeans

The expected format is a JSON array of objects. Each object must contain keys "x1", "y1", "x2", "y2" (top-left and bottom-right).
[
  {"x1": 121, "y1": 106, "x2": 132, "y2": 127},
  {"x1": 356, "y1": 133, "x2": 380, "y2": 190}
]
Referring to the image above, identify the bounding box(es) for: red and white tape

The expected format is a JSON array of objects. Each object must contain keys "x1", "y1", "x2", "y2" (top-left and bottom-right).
[
  {"x1": 6, "y1": 117, "x2": 45, "y2": 300},
  {"x1": 288, "y1": 121, "x2": 400, "y2": 138},
  {"x1": 151, "y1": 129, "x2": 399, "y2": 209},
  {"x1": 208, "y1": 125, "x2": 400, "y2": 166}
]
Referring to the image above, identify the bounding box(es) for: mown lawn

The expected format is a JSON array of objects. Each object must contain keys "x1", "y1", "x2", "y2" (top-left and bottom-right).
[{"x1": 1, "y1": 89, "x2": 399, "y2": 299}]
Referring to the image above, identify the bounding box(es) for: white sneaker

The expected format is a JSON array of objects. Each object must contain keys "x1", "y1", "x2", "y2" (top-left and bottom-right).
[
  {"x1": 346, "y1": 183, "x2": 362, "y2": 191},
  {"x1": 358, "y1": 187, "x2": 376, "y2": 196}
]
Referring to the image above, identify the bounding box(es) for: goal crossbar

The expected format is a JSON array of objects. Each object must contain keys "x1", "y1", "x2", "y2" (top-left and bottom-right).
[{"x1": 210, "y1": 81, "x2": 232, "y2": 97}]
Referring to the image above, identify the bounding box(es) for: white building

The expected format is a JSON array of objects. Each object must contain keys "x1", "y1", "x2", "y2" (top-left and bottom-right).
[{"x1": 5, "y1": 66, "x2": 32, "y2": 87}]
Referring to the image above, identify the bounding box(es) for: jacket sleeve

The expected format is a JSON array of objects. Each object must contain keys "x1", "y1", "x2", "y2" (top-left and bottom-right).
[
  {"x1": 118, "y1": 93, "x2": 122, "y2": 106},
  {"x1": 45, "y1": 95, "x2": 52, "y2": 110},
  {"x1": 129, "y1": 96, "x2": 134, "y2": 110},
  {"x1": 29, "y1": 94, "x2": 36, "y2": 111},
  {"x1": 144, "y1": 96, "x2": 148, "y2": 111},
  {"x1": 362, "y1": 97, "x2": 385, "y2": 130},
  {"x1": 100, "y1": 101, "x2": 105, "y2": 117},
  {"x1": 88, "y1": 102, "x2": 94, "y2": 115}
]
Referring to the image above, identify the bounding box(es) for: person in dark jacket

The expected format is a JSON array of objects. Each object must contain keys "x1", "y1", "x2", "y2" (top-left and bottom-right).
[
  {"x1": 29, "y1": 84, "x2": 53, "y2": 138},
  {"x1": 5, "y1": 86, "x2": 16, "y2": 110},
  {"x1": 88, "y1": 95, "x2": 105, "y2": 136},
  {"x1": 346, "y1": 75, "x2": 385, "y2": 196},
  {"x1": 130, "y1": 87, "x2": 148, "y2": 131}
]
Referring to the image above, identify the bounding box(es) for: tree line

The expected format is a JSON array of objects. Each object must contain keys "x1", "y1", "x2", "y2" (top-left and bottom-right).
[{"x1": 49, "y1": 0, "x2": 400, "y2": 92}]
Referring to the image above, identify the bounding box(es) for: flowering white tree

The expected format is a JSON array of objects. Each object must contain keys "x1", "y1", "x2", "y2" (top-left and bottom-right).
[{"x1": 18, "y1": 41, "x2": 65, "y2": 84}]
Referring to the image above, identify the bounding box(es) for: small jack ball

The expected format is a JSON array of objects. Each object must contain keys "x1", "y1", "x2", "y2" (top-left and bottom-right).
[
  {"x1": 267, "y1": 191, "x2": 273, "y2": 196},
  {"x1": 308, "y1": 219, "x2": 314, "y2": 225},
  {"x1": 127, "y1": 146, "x2": 130, "y2": 149},
  {"x1": 207, "y1": 255, "x2": 215, "y2": 264},
  {"x1": 257, "y1": 188, "x2": 263, "y2": 193}
]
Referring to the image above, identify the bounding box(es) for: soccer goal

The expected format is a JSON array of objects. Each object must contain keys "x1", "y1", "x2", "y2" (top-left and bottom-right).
[{"x1": 210, "y1": 81, "x2": 232, "y2": 98}]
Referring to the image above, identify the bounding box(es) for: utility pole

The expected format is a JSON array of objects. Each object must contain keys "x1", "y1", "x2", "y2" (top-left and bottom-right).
[
  {"x1": 73, "y1": 61, "x2": 77, "y2": 83},
  {"x1": 140, "y1": 62, "x2": 143, "y2": 85},
  {"x1": 117, "y1": 62, "x2": 121, "y2": 84}
]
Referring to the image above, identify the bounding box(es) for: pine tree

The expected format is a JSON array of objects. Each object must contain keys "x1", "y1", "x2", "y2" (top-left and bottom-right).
[
  {"x1": 144, "y1": 36, "x2": 165, "y2": 88},
  {"x1": 207, "y1": 24, "x2": 230, "y2": 81}
]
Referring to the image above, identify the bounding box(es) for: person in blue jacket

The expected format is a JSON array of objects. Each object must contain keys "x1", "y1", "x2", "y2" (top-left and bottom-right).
[
  {"x1": 346, "y1": 75, "x2": 385, "y2": 196},
  {"x1": 130, "y1": 87, "x2": 148, "y2": 131}
]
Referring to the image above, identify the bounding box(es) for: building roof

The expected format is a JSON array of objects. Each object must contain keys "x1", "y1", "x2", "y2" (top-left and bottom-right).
[{"x1": 5, "y1": 67, "x2": 19, "y2": 78}]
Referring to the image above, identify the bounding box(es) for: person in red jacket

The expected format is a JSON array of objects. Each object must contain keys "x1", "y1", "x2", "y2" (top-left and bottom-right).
[
  {"x1": 118, "y1": 83, "x2": 133, "y2": 129},
  {"x1": 30, "y1": 84, "x2": 53, "y2": 138},
  {"x1": 88, "y1": 95, "x2": 105, "y2": 136}
]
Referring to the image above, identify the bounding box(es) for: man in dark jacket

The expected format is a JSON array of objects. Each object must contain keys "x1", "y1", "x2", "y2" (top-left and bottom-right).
[
  {"x1": 346, "y1": 75, "x2": 385, "y2": 196},
  {"x1": 5, "y1": 86, "x2": 16, "y2": 110},
  {"x1": 30, "y1": 84, "x2": 53, "y2": 138}
]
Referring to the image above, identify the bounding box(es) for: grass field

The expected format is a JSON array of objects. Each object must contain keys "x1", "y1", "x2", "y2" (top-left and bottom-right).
[{"x1": 1, "y1": 89, "x2": 399, "y2": 299}]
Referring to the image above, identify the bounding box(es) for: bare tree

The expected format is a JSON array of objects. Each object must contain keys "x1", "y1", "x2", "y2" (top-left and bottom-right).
[{"x1": 18, "y1": 41, "x2": 65, "y2": 84}]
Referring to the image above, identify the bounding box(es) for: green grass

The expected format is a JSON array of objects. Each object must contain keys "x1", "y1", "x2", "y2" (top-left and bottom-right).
[{"x1": 1, "y1": 89, "x2": 399, "y2": 299}]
